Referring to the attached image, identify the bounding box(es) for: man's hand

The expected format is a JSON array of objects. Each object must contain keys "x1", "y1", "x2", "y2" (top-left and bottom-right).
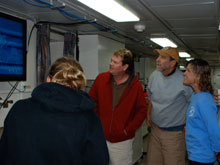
[
  {"x1": 214, "y1": 94, "x2": 220, "y2": 106},
  {"x1": 124, "y1": 129, "x2": 128, "y2": 136},
  {"x1": 215, "y1": 152, "x2": 220, "y2": 161},
  {"x1": 146, "y1": 101, "x2": 152, "y2": 126},
  {"x1": 146, "y1": 115, "x2": 152, "y2": 126}
]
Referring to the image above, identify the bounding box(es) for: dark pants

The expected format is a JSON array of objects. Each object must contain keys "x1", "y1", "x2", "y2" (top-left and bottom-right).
[{"x1": 189, "y1": 160, "x2": 214, "y2": 165}]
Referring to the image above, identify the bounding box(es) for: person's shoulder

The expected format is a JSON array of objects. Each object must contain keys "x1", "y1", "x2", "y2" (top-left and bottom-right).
[
  {"x1": 196, "y1": 92, "x2": 214, "y2": 103},
  {"x1": 8, "y1": 98, "x2": 32, "y2": 115},
  {"x1": 149, "y1": 70, "x2": 160, "y2": 79},
  {"x1": 199, "y1": 92, "x2": 213, "y2": 99},
  {"x1": 172, "y1": 69, "x2": 186, "y2": 82},
  {"x1": 13, "y1": 98, "x2": 31, "y2": 107},
  {"x1": 151, "y1": 70, "x2": 159, "y2": 75},
  {"x1": 93, "y1": 72, "x2": 111, "y2": 86},
  {"x1": 96, "y1": 72, "x2": 110, "y2": 79},
  {"x1": 196, "y1": 92, "x2": 217, "y2": 111},
  {"x1": 174, "y1": 68, "x2": 184, "y2": 76},
  {"x1": 131, "y1": 75, "x2": 142, "y2": 86}
]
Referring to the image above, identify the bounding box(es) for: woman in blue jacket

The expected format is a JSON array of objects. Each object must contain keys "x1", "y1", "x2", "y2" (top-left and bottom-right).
[
  {"x1": 184, "y1": 59, "x2": 220, "y2": 165},
  {"x1": 0, "y1": 57, "x2": 109, "y2": 165}
]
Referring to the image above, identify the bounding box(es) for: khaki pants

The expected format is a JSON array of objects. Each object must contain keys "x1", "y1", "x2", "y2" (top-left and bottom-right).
[
  {"x1": 107, "y1": 138, "x2": 134, "y2": 165},
  {"x1": 146, "y1": 123, "x2": 186, "y2": 165}
]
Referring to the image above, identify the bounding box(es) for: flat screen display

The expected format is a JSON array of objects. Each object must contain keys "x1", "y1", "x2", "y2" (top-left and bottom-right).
[{"x1": 0, "y1": 12, "x2": 26, "y2": 81}]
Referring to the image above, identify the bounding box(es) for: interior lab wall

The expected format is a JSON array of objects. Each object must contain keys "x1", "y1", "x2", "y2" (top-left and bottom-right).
[
  {"x1": 50, "y1": 34, "x2": 125, "y2": 80},
  {"x1": 212, "y1": 67, "x2": 220, "y2": 93},
  {"x1": 135, "y1": 57, "x2": 156, "y2": 85},
  {"x1": 50, "y1": 32, "x2": 65, "y2": 63},
  {"x1": 145, "y1": 57, "x2": 157, "y2": 83},
  {"x1": 79, "y1": 35, "x2": 125, "y2": 80}
]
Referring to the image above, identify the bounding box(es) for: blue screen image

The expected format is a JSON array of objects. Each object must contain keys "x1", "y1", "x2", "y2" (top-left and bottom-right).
[{"x1": 0, "y1": 17, "x2": 24, "y2": 76}]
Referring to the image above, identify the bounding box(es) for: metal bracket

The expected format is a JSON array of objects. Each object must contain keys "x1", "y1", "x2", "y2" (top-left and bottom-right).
[{"x1": 50, "y1": 0, "x2": 66, "y2": 9}]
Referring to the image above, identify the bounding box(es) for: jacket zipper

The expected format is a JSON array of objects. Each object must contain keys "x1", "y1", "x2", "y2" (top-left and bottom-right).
[{"x1": 109, "y1": 107, "x2": 115, "y2": 136}]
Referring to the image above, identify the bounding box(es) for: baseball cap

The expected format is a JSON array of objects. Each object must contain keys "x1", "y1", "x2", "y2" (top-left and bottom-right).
[{"x1": 154, "y1": 47, "x2": 179, "y2": 62}]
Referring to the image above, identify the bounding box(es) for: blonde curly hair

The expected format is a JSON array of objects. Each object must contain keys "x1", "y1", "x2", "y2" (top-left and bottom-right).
[{"x1": 47, "y1": 57, "x2": 86, "y2": 90}]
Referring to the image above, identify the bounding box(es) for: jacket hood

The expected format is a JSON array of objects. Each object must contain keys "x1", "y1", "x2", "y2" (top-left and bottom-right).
[{"x1": 32, "y1": 82, "x2": 95, "y2": 113}]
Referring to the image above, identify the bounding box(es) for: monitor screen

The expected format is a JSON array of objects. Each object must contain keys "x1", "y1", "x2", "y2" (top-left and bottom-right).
[{"x1": 0, "y1": 12, "x2": 27, "y2": 81}]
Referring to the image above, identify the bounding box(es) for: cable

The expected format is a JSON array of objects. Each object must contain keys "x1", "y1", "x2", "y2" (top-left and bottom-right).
[
  {"x1": 34, "y1": 0, "x2": 106, "y2": 31},
  {"x1": 36, "y1": 21, "x2": 85, "y2": 25},
  {"x1": 8, "y1": 81, "x2": 26, "y2": 93},
  {"x1": 24, "y1": 0, "x2": 48, "y2": 7},
  {"x1": 28, "y1": 24, "x2": 37, "y2": 48},
  {"x1": 0, "y1": 81, "x2": 20, "y2": 110},
  {"x1": 25, "y1": 0, "x2": 148, "y2": 47}
]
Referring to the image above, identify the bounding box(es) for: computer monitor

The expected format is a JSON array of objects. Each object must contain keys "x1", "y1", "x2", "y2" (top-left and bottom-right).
[{"x1": 0, "y1": 12, "x2": 27, "y2": 81}]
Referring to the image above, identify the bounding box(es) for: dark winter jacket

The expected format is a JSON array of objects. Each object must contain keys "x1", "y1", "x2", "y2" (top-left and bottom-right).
[{"x1": 0, "y1": 82, "x2": 109, "y2": 165}]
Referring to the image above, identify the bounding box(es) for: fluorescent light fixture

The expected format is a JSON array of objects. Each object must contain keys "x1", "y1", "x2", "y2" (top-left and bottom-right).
[
  {"x1": 77, "y1": 0, "x2": 139, "y2": 22},
  {"x1": 180, "y1": 65, "x2": 185, "y2": 70},
  {"x1": 179, "y1": 52, "x2": 191, "y2": 58},
  {"x1": 150, "y1": 38, "x2": 177, "y2": 48},
  {"x1": 186, "y1": 58, "x2": 194, "y2": 61}
]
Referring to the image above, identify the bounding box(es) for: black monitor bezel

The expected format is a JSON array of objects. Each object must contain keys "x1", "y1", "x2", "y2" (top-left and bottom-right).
[{"x1": 0, "y1": 12, "x2": 27, "y2": 81}]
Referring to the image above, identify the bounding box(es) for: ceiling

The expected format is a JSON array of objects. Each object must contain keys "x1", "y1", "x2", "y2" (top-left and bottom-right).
[{"x1": 0, "y1": 0, "x2": 219, "y2": 66}]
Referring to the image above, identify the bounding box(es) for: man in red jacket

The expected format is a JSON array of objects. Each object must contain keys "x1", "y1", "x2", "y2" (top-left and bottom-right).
[{"x1": 89, "y1": 48, "x2": 147, "y2": 165}]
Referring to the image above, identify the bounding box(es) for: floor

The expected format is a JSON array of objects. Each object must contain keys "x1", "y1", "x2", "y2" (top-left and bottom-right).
[{"x1": 134, "y1": 134, "x2": 148, "y2": 165}]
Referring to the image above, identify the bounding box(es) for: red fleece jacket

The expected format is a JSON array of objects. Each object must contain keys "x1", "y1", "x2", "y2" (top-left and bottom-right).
[{"x1": 89, "y1": 72, "x2": 147, "y2": 142}]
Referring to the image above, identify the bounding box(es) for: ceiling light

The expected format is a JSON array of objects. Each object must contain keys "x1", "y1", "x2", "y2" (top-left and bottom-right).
[
  {"x1": 134, "y1": 24, "x2": 146, "y2": 32},
  {"x1": 77, "y1": 0, "x2": 139, "y2": 22},
  {"x1": 179, "y1": 52, "x2": 191, "y2": 58},
  {"x1": 150, "y1": 38, "x2": 177, "y2": 48},
  {"x1": 186, "y1": 58, "x2": 194, "y2": 61},
  {"x1": 180, "y1": 65, "x2": 185, "y2": 70}
]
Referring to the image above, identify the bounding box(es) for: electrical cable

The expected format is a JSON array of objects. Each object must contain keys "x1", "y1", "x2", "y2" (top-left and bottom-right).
[
  {"x1": 25, "y1": 0, "x2": 148, "y2": 48},
  {"x1": 8, "y1": 81, "x2": 26, "y2": 93},
  {"x1": 5, "y1": 82, "x2": 19, "y2": 101},
  {"x1": 0, "y1": 82, "x2": 19, "y2": 110},
  {"x1": 36, "y1": 21, "x2": 87, "y2": 25},
  {"x1": 28, "y1": 24, "x2": 37, "y2": 48},
  {"x1": 24, "y1": 0, "x2": 48, "y2": 7},
  {"x1": 34, "y1": 0, "x2": 106, "y2": 31}
]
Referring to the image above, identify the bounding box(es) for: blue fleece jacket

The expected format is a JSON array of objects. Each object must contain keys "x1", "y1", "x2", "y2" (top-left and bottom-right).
[{"x1": 186, "y1": 92, "x2": 220, "y2": 163}]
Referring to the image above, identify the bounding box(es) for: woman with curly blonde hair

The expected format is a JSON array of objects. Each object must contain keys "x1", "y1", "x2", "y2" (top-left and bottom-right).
[
  {"x1": 184, "y1": 59, "x2": 220, "y2": 165},
  {"x1": 0, "y1": 57, "x2": 109, "y2": 165}
]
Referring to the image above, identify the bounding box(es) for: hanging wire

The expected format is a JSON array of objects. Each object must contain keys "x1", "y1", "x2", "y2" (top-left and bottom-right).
[
  {"x1": 24, "y1": 0, "x2": 48, "y2": 7},
  {"x1": 25, "y1": 0, "x2": 144, "y2": 47},
  {"x1": 33, "y1": 0, "x2": 106, "y2": 31},
  {"x1": 28, "y1": 24, "x2": 37, "y2": 48},
  {"x1": 8, "y1": 81, "x2": 26, "y2": 93},
  {"x1": 0, "y1": 82, "x2": 20, "y2": 110}
]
